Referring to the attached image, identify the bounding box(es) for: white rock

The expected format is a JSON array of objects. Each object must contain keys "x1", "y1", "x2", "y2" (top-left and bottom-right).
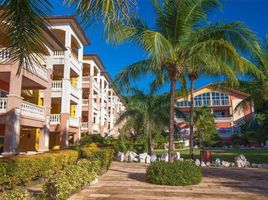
[
  {"x1": 215, "y1": 158, "x2": 221, "y2": 167},
  {"x1": 174, "y1": 152, "x2": 181, "y2": 160},
  {"x1": 235, "y1": 154, "x2": 248, "y2": 168},
  {"x1": 206, "y1": 162, "x2": 211, "y2": 167},
  {"x1": 145, "y1": 155, "x2": 151, "y2": 164},
  {"x1": 201, "y1": 161, "x2": 206, "y2": 167},
  {"x1": 222, "y1": 161, "x2": 230, "y2": 167},
  {"x1": 124, "y1": 151, "x2": 130, "y2": 162},
  {"x1": 139, "y1": 153, "x2": 148, "y2": 163},
  {"x1": 117, "y1": 152, "x2": 124, "y2": 162},
  {"x1": 161, "y1": 154, "x2": 169, "y2": 162},
  {"x1": 251, "y1": 163, "x2": 258, "y2": 168},
  {"x1": 150, "y1": 154, "x2": 157, "y2": 162},
  {"x1": 195, "y1": 159, "x2": 201, "y2": 166},
  {"x1": 262, "y1": 164, "x2": 268, "y2": 169},
  {"x1": 257, "y1": 164, "x2": 263, "y2": 168}
]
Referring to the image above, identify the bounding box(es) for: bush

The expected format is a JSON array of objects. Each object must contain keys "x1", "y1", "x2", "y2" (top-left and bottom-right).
[
  {"x1": 146, "y1": 160, "x2": 202, "y2": 186},
  {"x1": 43, "y1": 159, "x2": 100, "y2": 200},
  {"x1": 0, "y1": 150, "x2": 78, "y2": 190},
  {"x1": 80, "y1": 147, "x2": 114, "y2": 173},
  {"x1": 80, "y1": 133, "x2": 105, "y2": 147},
  {"x1": 3, "y1": 189, "x2": 28, "y2": 200}
]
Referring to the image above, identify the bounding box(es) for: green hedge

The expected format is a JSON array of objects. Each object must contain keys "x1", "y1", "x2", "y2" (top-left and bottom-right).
[
  {"x1": 80, "y1": 147, "x2": 114, "y2": 173},
  {"x1": 3, "y1": 189, "x2": 28, "y2": 200},
  {"x1": 43, "y1": 159, "x2": 100, "y2": 200},
  {"x1": 0, "y1": 150, "x2": 79, "y2": 190},
  {"x1": 146, "y1": 160, "x2": 202, "y2": 186}
]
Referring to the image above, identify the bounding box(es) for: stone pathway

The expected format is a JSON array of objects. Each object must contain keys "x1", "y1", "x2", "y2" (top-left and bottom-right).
[{"x1": 70, "y1": 162, "x2": 268, "y2": 200}]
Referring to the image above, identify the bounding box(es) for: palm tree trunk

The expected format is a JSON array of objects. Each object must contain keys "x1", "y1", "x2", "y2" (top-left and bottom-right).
[
  {"x1": 189, "y1": 78, "x2": 195, "y2": 159},
  {"x1": 168, "y1": 74, "x2": 176, "y2": 162},
  {"x1": 146, "y1": 121, "x2": 152, "y2": 155}
]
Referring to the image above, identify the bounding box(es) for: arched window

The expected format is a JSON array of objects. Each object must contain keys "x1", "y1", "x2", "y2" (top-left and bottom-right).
[{"x1": 194, "y1": 92, "x2": 210, "y2": 106}]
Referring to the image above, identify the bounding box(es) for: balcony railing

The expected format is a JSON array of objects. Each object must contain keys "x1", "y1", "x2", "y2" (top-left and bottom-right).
[
  {"x1": 70, "y1": 52, "x2": 81, "y2": 72},
  {"x1": 53, "y1": 51, "x2": 65, "y2": 57},
  {"x1": 82, "y1": 76, "x2": 90, "y2": 83},
  {"x1": 0, "y1": 49, "x2": 11, "y2": 60},
  {"x1": 215, "y1": 116, "x2": 233, "y2": 121},
  {"x1": 52, "y1": 80, "x2": 62, "y2": 90},
  {"x1": 32, "y1": 63, "x2": 48, "y2": 81},
  {"x1": 69, "y1": 117, "x2": 79, "y2": 127},
  {"x1": 70, "y1": 84, "x2": 79, "y2": 98},
  {"x1": 0, "y1": 98, "x2": 7, "y2": 113},
  {"x1": 82, "y1": 99, "x2": 89, "y2": 106},
  {"x1": 21, "y1": 101, "x2": 45, "y2": 120},
  {"x1": 93, "y1": 123, "x2": 99, "y2": 131},
  {"x1": 81, "y1": 122, "x2": 88, "y2": 130},
  {"x1": 50, "y1": 114, "x2": 61, "y2": 124}
]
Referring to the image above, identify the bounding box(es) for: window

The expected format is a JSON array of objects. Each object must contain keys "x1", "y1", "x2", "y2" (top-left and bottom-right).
[
  {"x1": 194, "y1": 92, "x2": 210, "y2": 106},
  {"x1": 212, "y1": 92, "x2": 220, "y2": 105},
  {"x1": 177, "y1": 101, "x2": 191, "y2": 107},
  {"x1": 221, "y1": 93, "x2": 229, "y2": 105}
]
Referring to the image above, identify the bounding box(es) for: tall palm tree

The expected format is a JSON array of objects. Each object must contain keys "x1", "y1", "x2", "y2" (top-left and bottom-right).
[
  {"x1": 0, "y1": 0, "x2": 136, "y2": 73},
  {"x1": 116, "y1": 89, "x2": 169, "y2": 155},
  {"x1": 114, "y1": 0, "x2": 261, "y2": 161}
]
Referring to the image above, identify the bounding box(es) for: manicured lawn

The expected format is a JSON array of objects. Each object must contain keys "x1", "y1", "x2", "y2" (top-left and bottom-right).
[{"x1": 154, "y1": 148, "x2": 268, "y2": 164}]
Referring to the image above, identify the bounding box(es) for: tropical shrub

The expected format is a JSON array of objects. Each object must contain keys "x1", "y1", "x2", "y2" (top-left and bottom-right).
[
  {"x1": 0, "y1": 150, "x2": 78, "y2": 190},
  {"x1": 80, "y1": 147, "x2": 114, "y2": 173},
  {"x1": 3, "y1": 189, "x2": 29, "y2": 200},
  {"x1": 146, "y1": 160, "x2": 202, "y2": 186},
  {"x1": 80, "y1": 133, "x2": 105, "y2": 147},
  {"x1": 43, "y1": 159, "x2": 100, "y2": 200}
]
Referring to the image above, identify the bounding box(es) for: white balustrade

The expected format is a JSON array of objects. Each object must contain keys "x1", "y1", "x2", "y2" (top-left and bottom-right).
[
  {"x1": 50, "y1": 114, "x2": 61, "y2": 124},
  {"x1": 0, "y1": 48, "x2": 11, "y2": 60},
  {"x1": 70, "y1": 84, "x2": 79, "y2": 98},
  {"x1": 31, "y1": 63, "x2": 48, "y2": 81},
  {"x1": 215, "y1": 116, "x2": 233, "y2": 121},
  {"x1": 52, "y1": 80, "x2": 62, "y2": 90},
  {"x1": 93, "y1": 79, "x2": 99, "y2": 90},
  {"x1": 53, "y1": 51, "x2": 65, "y2": 56},
  {"x1": 93, "y1": 123, "x2": 99, "y2": 131},
  {"x1": 70, "y1": 52, "x2": 81, "y2": 72},
  {"x1": 82, "y1": 99, "x2": 89, "y2": 106},
  {"x1": 0, "y1": 98, "x2": 7, "y2": 113},
  {"x1": 69, "y1": 117, "x2": 79, "y2": 127},
  {"x1": 21, "y1": 101, "x2": 45, "y2": 120},
  {"x1": 82, "y1": 76, "x2": 90, "y2": 83},
  {"x1": 81, "y1": 122, "x2": 88, "y2": 130}
]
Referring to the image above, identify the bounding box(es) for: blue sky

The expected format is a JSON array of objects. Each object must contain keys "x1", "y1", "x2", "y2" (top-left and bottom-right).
[{"x1": 52, "y1": 0, "x2": 268, "y2": 93}]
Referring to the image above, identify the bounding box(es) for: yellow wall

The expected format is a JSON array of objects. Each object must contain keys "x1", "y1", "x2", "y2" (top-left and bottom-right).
[
  {"x1": 71, "y1": 77, "x2": 77, "y2": 87},
  {"x1": 70, "y1": 105, "x2": 75, "y2": 117}
]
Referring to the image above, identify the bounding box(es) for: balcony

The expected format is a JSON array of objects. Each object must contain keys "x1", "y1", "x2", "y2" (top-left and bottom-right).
[
  {"x1": 50, "y1": 114, "x2": 61, "y2": 125},
  {"x1": 215, "y1": 116, "x2": 233, "y2": 122},
  {"x1": 69, "y1": 116, "x2": 79, "y2": 127},
  {"x1": 82, "y1": 99, "x2": 89, "y2": 106},
  {"x1": 70, "y1": 52, "x2": 81, "y2": 73},
  {"x1": 70, "y1": 84, "x2": 80, "y2": 100},
  {"x1": 81, "y1": 122, "x2": 88, "y2": 131},
  {"x1": 0, "y1": 98, "x2": 7, "y2": 113},
  {"x1": 52, "y1": 80, "x2": 62, "y2": 90},
  {"x1": 21, "y1": 101, "x2": 45, "y2": 120},
  {"x1": 82, "y1": 76, "x2": 90, "y2": 83},
  {"x1": 0, "y1": 48, "x2": 48, "y2": 81},
  {"x1": 93, "y1": 123, "x2": 99, "y2": 131}
]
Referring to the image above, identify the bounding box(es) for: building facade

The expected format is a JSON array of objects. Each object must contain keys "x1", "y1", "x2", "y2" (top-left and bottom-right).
[
  {"x1": 0, "y1": 16, "x2": 126, "y2": 154},
  {"x1": 176, "y1": 84, "x2": 254, "y2": 140}
]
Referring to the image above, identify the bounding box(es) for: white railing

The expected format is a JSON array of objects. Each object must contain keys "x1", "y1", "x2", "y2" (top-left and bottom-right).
[
  {"x1": 93, "y1": 79, "x2": 99, "y2": 90},
  {"x1": 53, "y1": 51, "x2": 65, "y2": 57},
  {"x1": 70, "y1": 84, "x2": 79, "y2": 98},
  {"x1": 81, "y1": 122, "x2": 88, "y2": 130},
  {"x1": 50, "y1": 114, "x2": 61, "y2": 124},
  {"x1": 69, "y1": 117, "x2": 79, "y2": 127},
  {"x1": 32, "y1": 63, "x2": 48, "y2": 81},
  {"x1": 82, "y1": 99, "x2": 89, "y2": 106},
  {"x1": 215, "y1": 116, "x2": 233, "y2": 121},
  {"x1": 93, "y1": 103, "x2": 98, "y2": 111},
  {"x1": 21, "y1": 101, "x2": 45, "y2": 120},
  {"x1": 93, "y1": 123, "x2": 99, "y2": 131},
  {"x1": 70, "y1": 52, "x2": 81, "y2": 72},
  {"x1": 52, "y1": 80, "x2": 62, "y2": 90},
  {"x1": 0, "y1": 98, "x2": 7, "y2": 113},
  {"x1": 0, "y1": 49, "x2": 11, "y2": 60},
  {"x1": 82, "y1": 76, "x2": 90, "y2": 83}
]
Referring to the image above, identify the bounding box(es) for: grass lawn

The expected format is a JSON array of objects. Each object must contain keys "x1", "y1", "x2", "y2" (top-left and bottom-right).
[{"x1": 154, "y1": 148, "x2": 268, "y2": 164}]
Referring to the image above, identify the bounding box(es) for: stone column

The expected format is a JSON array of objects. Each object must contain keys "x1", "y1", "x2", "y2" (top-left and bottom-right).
[{"x1": 60, "y1": 113, "x2": 69, "y2": 148}]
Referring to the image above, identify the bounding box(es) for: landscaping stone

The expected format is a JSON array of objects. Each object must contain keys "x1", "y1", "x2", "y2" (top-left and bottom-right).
[
  {"x1": 222, "y1": 161, "x2": 230, "y2": 167},
  {"x1": 139, "y1": 153, "x2": 148, "y2": 163},
  {"x1": 215, "y1": 158, "x2": 221, "y2": 167},
  {"x1": 195, "y1": 159, "x2": 200, "y2": 166},
  {"x1": 174, "y1": 152, "x2": 181, "y2": 160},
  {"x1": 201, "y1": 161, "x2": 206, "y2": 167},
  {"x1": 251, "y1": 163, "x2": 258, "y2": 168},
  {"x1": 235, "y1": 154, "x2": 248, "y2": 168},
  {"x1": 160, "y1": 154, "x2": 169, "y2": 162},
  {"x1": 150, "y1": 153, "x2": 157, "y2": 162},
  {"x1": 263, "y1": 164, "x2": 268, "y2": 169},
  {"x1": 206, "y1": 161, "x2": 211, "y2": 167},
  {"x1": 117, "y1": 152, "x2": 124, "y2": 162},
  {"x1": 145, "y1": 155, "x2": 151, "y2": 164},
  {"x1": 257, "y1": 164, "x2": 263, "y2": 168},
  {"x1": 128, "y1": 151, "x2": 138, "y2": 162}
]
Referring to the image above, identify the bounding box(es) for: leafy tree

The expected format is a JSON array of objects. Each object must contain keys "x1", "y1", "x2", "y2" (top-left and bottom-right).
[
  {"x1": 116, "y1": 89, "x2": 169, "y2": 155},
  {"x1": 115, "y1": 0, "x2": 262, "y2": 161},
  {"x1": 193, "y1": 106, "x2": 218, "y2": 149}
]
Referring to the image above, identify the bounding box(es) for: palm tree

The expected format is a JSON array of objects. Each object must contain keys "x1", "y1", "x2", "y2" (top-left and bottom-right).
[
  {"x1": 0, "y1": 0, "x2": 136, "y2": 73},
  {"x1": 116, "y1": 89, "x2": 169, "y2": 155},
  {"x1": 193, "y1": 106, "x2": 216, "y2": 149},
  {"x1": 114, "y1": 0, "x2": 261, "y2": 161}
]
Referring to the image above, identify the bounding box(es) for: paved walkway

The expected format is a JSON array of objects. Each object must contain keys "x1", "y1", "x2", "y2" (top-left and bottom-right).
[{"x1": 70, "y1": 162, "x2": 268, "y2": 200}]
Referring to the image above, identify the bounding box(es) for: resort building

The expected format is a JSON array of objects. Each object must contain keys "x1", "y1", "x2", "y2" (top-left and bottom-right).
[
  {"x1": 176, "y1": 84, "x2": 254, "y2": 140},
  {"x1": 0, "y1": 16, "x2": 125, "y2": 154},
  {"x1": 81, "y1": 54, "x2": 126, "y2": 137}
]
